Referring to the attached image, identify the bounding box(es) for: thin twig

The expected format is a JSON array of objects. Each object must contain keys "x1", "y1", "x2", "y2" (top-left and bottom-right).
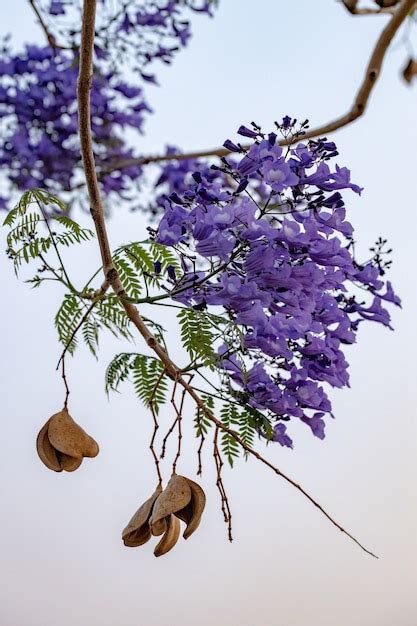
[
  {"x1": 101, "y1": 0, "x2": 415, "y2": 174},
  {"x1": 36, "y1": 200, "x2": 75, "y2": 291},
  {"x1": 160, "y1": 415, "x2": 178, "y2": 459},
  {"x1": 27, "y1": 0, "x2": 63, "y2": 49},
  {"x1": 56, "y1": 301, "x2": 96, "y2": 370},
  {"x1": 56, "y1": 281, "x2": 108, "y2": 410},
  {"x1": 147, "y1": 368, "x2": 167, "y2": 485},
  {"x1": 171, "y1": 381, "x2": 186, "y2": 474},
  {"x1": 77, "y1": 0, "x2": 378, "y2": 558},
  {"x1": 55, "y1": 281, "x2": 109, "y2": 371},
  {"x1": 196, "y1": 408, "x2": 205, "y2": 476},
  {"x1": 61, "y1": 357, "x2": 70, "y2": 408},
  {"x1": 149, "y1": 404, "x2": 163, "y2": 485},
  {"x1": 213, "y1": 426, "x2": 233, "y2": 541},
  {"x1": 161, "y1": 378, "x2": 179, "y2": 459}
]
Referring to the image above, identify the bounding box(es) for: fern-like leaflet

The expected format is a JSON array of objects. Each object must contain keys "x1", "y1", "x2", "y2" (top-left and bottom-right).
[
  {"x1": 55, "y1": 295, "x2": 84, "y2": 354},
  {"x1": 194, "y1": 393, "x2": 214, "y2": 436},
  {"x1": 219, "y1": 402, "x2": 241, "y2": 467},
  {"x1": 105, "y1": 352, "x2": 168, "y2": 414},
  {"x1": 82, "y1": 317, "x2": 101, "y2": 358},
  {"x1": 178, "y1": 309, "x2": 217, "y2": 368},
  {"x1": 96, "y1": 295, "x2": 132, "y2": 340},
  {"x1": 3, "y1": 189, "x2": 94, "y2": 275}
]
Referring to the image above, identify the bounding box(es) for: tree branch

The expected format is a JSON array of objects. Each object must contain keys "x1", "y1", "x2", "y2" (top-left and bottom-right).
[
  {"x1": 27, "y1": 0, "x2": 69, "y2": 49},
  {"x1": 289, "y1": 0, "x2": 416, "y2": 140},
  {"x1": 101, "y1": 0, "x2": 415, "y2": 174},
  {"x1": 78, "y1": 0, "x2": 378, "y2": 557},
  {"x1": 342, "y1": 0, "x2": 397, "y2": 15}
]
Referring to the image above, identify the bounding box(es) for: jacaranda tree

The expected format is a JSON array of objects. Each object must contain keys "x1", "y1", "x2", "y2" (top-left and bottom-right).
[{"x1": 2, "y1": 0, "x2": 415, "y2": 558}]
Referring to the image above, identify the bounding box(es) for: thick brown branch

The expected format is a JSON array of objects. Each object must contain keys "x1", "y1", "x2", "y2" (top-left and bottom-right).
[
  {"x1": 293, "y1": 0, "x2": 416, "y2": 141},
  {"x1": 78, "y1": 0, "x2": 378, "y2": 558},
  {"x1": 342, "y1": 0, "x2": 397, "y2": 15},
  {"x1": 102, "y1": 0, "x2": 415, "y2": 174}
]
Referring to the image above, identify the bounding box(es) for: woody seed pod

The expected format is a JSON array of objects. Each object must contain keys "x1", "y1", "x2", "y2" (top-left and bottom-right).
[
  {"x1": 122, "y1": 485, "x2": 162, "y2": 547},
  {"x1": 149, "y1": 474, "x2": 191, "y2": 534},
  {"x1": 36, "y1": 408, "x2": 99, "y2": 472},
  {"x1": 154, "y1": 514, "x2": 181, "y2": 557},
  {"x1": 174, "y1": 477, "x2": 206, "y2": 539}
]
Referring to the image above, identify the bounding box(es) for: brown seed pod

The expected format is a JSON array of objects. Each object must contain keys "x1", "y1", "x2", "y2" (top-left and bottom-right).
[
  {"x1": 149, "y1": 474, "x2": 191, "y2": 530},
  {"x1": 154, "y1": 514, "x2": 181, "y2": 557},
  {"x1": 82, "y1": 435, "x2": 100, "y2": 459},
  {"x1": 48, "y1": 408, "x2": 99, "y2": 459},
  {"x1": 36, "y1": 419, "x2": 62, "y2": 472},
  {"x1": 60, "y1": 454, "x2": 83, "y2": 472},
  {"x1": 151, "y1": 517, "x2": 168, "y2": 537},
  {"x1": 122, "y1": 485, "x2": 162, "y2": 548},
  {"x1": 174, "y1": 477, "x2": 206, "y2": 540},
  {"x1": 36, "y1": 409, "x2": 99, "y2": 473}
]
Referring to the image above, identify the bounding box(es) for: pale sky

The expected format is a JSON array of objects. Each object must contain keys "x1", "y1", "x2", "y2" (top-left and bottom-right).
[{"x1": 1, "y1": 2, "x2": 416, "y2": 626}]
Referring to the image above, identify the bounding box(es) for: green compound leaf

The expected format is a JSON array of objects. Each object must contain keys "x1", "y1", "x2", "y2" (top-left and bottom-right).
[
  {"x1": 105, "y1": 352, "x2": 168, "y2": 414},
  {"x1": 193, "y1": 393, "x2": 214, "y2": 436},
  {"x1": 96, "y1": 295, "x2": 132, "y2": 340},
  {"x1": 105, "y1": 352, "x2": 134, "y2": 393},
  {"x1": 149, "y1": 242, "x2": 181, "y2": 274},
  {"x1": 132, "y1": 355, "x2": 167, "y2": 414},
  {"x1": 113, "y1": 256, "x2": 142, "y2": 299},
  {"x1": 113, "y1": 241, "x2": 182, "y2": 294},
  {"x1": 82, "y1": 317, "x2": 100, "y2": 358},
  {"x1": 219, "y1": 402, "x2": 241, "y2": 467},
  {"x1": 55, "y1": 294, "x2": 84, "y2": 354},
  {"x1": 245, "y1": 405, "x2": 275, "y2": 442},
  {"x1": 178, "y1": 308, "x2": 216, "y2": 368},
  {"x1": 4, "y1": 191, "x2": 93, "y2": 276},
  {"x1": 53, "y1": 227, "x2": 94, "y2": 247}
]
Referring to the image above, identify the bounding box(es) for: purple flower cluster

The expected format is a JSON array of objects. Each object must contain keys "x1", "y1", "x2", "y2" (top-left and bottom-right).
[
  {"x1": 156, "y1": 124, "x2": 400, "y2": 447},
  {"x1": 38, "y1": 0, "x2": 215, "y2": 82},
  {"x1": 0, "y1": 1, "x2": 215, "y2": 209},
  {"x1": 0, "y1": 45, "x2": 148, "y2": 209}
]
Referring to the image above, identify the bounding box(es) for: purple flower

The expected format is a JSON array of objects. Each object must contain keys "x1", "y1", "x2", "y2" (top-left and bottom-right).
[
  {"x1": 49, "y1": 1, "x2": 65, "y2": 15},
  {"x1": 263, "y1": 159, "x2": 299, "y2": 192},
  {"x1": 196, "y1": 231, "x2": 236, "y2": 261},
  {"x1": 273, "y1": 423, "x2": 293, "y2": 448},
  {"x1": 301, "y1": 413, "x2": 326, "y2": 439}
]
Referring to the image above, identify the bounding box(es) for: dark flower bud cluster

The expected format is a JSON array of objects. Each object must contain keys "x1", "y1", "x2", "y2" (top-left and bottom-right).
[
  {"x1": 149, "y1": 145, "x2": 233, "y2": 217},
  {"x1": 155, "y1": 124, "x2": 401, "y2": 447}
]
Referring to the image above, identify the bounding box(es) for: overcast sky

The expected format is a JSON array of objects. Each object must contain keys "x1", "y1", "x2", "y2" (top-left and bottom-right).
[{"x1": 1, "y1": 2, "x2": 416, "y2": 626}]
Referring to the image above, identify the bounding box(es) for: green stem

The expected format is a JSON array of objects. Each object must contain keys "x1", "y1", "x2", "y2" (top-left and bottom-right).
[{"x1": 36, "y1": 200, "x2": 77, "y2": 292}]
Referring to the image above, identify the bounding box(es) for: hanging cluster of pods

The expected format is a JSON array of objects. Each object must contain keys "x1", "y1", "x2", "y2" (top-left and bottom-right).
[
  {"x1": 123, "y1": 475, "x2": 206, "y2": 557},
  {"x1": 36, "y1": 415, "x2": 206, "y2": 557},
  {"x1": 36, "y1": 408, "x2": 99, "y2": 472}
]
